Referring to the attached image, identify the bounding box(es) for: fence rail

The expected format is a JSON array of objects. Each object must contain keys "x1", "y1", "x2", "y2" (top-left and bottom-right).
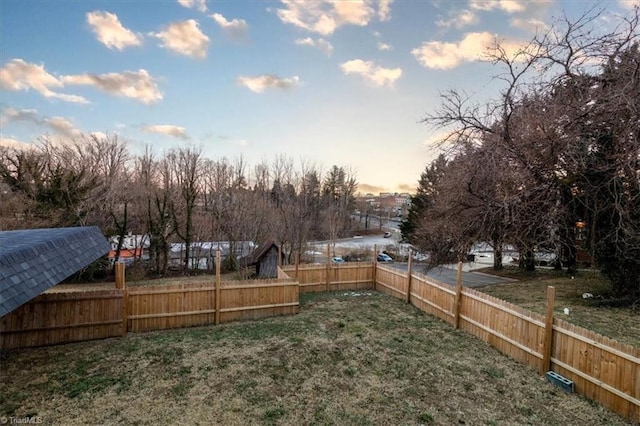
[
  {"x1": 1, "y1": 260, "x2": 637, "y2": 422},
  {"x1": 373, "y1": 263, "x2": 639, "y2": 423},
  {"x1": 0, "y1": 290, "x2": 125, "y2": 349},
  {"x1": 1, "y1": 268, "x2": 299, "y2": 349},
  {"x1": 282, "y1": 262, "x2": 373, "y2": 293}
]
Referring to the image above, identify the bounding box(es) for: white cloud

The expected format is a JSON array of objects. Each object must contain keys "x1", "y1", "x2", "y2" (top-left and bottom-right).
[
  {"x1": 0, "y1": 135, "x2": 31, "y2": 150},
  {"x1": 1, "y1": 107, "x2": 80, "y2": 137},
  {"x1": 86, "y1": 11, "x2": 143, "y2": 51},
  {"x1": 211, "y1": 13, "x2": 248, "y2": 39},
  {"x1": 331, "y1": 1, "x2": 375, "y2": 25},
  {"x1": 377, "y1": 42, "x2": 392, "y2": 51},
  {"x1": 150, "y1": 20, "x2": 209, "y2": 59},
  {"x1": 143, "y1": 124, "x2": 189, "y2": 140},
  {"x1": 46, "y1": 116, "x2": 81, "y2": 136},
  {"x1": 0, "y1": 107, "x2": 38, "y2": 125},
  {"x1": 177, "y1": 0, "x2": 207, "y2": 12},
  {"x1": 0, "y1": 59, "x2": 88, "y2": 104},
  {"x1": 619, "y1": 0, "x2": 640, "y2": 9},
  {"x1": 236, "y1": 75, "x2": 300, "y2": 93},
  {"x1": 90, "y1": 131, "x2": 108, "y2": 141},
  {"x1": 62, "y1": 69, "x2": 163, "y2": 104},
  {"x1": 378, "y1": 0, "x2": 394, "y2": 21},
  {"x1": 1, "y1": 59, "x2": 162, "y2": 105},
  {"x1": 0, "y1": 109, "x2": 34, "y2": 134},
  {"x1": 436, "y1": 9, "x2": 478, "y2": 28},
  {"x1": 412, "y1": 32, "x2": 522, "y2": 70},
  {"x1": 276, "y1": 1, "x2": 337, "y2": 35},
  {"x1": 510, "y1": 17, "x2": 548, "y2": 33},
  {"x1": 276, "y1": 0, "x2": 392, "y2": 35},
  {"x1": 436, "y1": 1, "x2": 550, "y2": 30},
  {"x1": 295, "y1": 37, "x2": 334, "y2": 56},
  {"x1": 340, "y1": 59, "x2": 402, "y2": 87},
  {"x1": 469, "y1": 0, "x2": 526, "y2": 13}
]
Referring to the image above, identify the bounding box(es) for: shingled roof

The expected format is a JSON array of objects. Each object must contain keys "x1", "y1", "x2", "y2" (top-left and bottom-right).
[{"x1": 0, "y1": 226, "x2": 110, "y2": 317}]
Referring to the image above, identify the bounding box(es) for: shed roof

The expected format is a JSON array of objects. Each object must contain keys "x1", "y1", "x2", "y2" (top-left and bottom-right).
[
  {"x1": 0, "y1": 226, "x2": 110, "y2": 317},
  {"x1": 240, "y1": 240, "x2": 280, "y2": 267}
]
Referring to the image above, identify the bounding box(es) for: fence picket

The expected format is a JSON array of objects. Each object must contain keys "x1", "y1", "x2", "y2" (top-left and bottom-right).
[{"x1": 1, "y1": 262, "x2": 637, "y2": 423}]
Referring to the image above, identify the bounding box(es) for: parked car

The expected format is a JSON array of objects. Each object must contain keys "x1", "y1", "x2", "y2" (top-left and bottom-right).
[
  {"x1": 511, "y1": 250, "x2": 557, "y2": 266},
  {"x1": 331, "y1": 256, "x2": 345, "y2": 263},
  {"x1": 534, "y1": 250, "x2": 557, "y2": 266},
  {"x1": 412, "y1": 252, "x2": 429, "y2": 262},
  {"x1": 377, "y1": 253, "x2": 393, "y2": 262},
  {"x1": 383, "y1": 232, "x2": 392, "y2": 238}
]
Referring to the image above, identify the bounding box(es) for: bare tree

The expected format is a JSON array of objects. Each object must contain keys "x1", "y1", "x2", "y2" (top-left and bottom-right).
[
  {"x1": 418, "y1": 6, "x2": 640, "y2": 295},
  {"x1": 132, "y1": 146, "x2": 174, "y2": 275},
  {"x1": 165, "y1": 146, "x2": 204, "y2": 272}
]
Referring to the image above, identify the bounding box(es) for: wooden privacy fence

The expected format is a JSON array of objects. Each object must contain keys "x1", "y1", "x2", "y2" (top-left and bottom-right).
[
  {"x1": 0, "y1": 289, "x2": 124, "y2": 350},
  {"x1": 127, "y1": 278, "x2": 299, "y2": 332},
  {"x1": 375, "y1": 263, "x2": 640, "y2": 423},
  {"x1": 1, "y1": 263, "x2": 299, "y2": 350},
  {"x1": 281, "y1": 262, "x2": 374, "y2": 293},
  {"x1": 1, "y1": 257, "x2": 637, "y2": 422},
  {"x1": 0, "y1": 261, "x2": 370, "y2": 350}
]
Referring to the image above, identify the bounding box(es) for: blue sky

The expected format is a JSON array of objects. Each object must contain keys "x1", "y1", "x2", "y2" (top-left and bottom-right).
[{"x1": 1, "y1": 0, "x2": 637, "y2": 194}]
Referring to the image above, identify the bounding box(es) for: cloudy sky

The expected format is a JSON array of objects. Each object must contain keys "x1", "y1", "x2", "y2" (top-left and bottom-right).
[{"x1": 1, "y1": 0, "x2": 637, "y2": 194}]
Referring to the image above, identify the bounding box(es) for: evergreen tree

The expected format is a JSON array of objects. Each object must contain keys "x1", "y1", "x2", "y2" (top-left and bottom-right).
[{"x1": 400, "y1": 154, "x2": 447, "y2": 244}]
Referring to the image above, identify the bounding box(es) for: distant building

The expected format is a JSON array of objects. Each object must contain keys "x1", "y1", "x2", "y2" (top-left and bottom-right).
[
  {"x1": 107, "y1": 235, "x2": 257, "y2": 270},
  {"x1": 378, "y1": 193, "x2": 411, "y2": 217},
  {"x1": 168, "y1": 241, "x2": 256, "y2": 270},
  {"x1": 108, "y1": 234, "x2": 149, "y2": 265}
]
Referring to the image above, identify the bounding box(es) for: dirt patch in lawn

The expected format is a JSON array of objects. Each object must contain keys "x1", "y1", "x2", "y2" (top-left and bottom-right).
[
  {"x1": 0, "y1": 291, "x2": 632, "y2": 425},
  {"x1": 475, "y1": 267, "x2": 639, "y2": 349}
]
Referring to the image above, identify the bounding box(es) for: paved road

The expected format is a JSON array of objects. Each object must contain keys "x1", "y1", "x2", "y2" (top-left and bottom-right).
[
  {"x1": 385, "y1": 263, "x2": 515, "y2": 288},
  {"x1": 308, "y1": 235, "x2": 515, "y2": 288}
]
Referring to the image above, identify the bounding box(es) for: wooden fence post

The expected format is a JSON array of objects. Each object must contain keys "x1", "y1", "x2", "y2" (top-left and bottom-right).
[
  {"x1": 406, "y1": 250, "x2": 413, "y2": 303},
  {"x1": 326, "y1": 244, "x2": 330, "y2": 292},
  {"x1": 115, "y1": 262, "x2": 128, "y2": 336},
  {"x1": 453, "y1": 261, "x2": 463, "y2": 329},
  {"x1": 295, "y1": 251, "x2": 300, "y2": 282},
  {"x1": 215, "y1": 250, "x2": 221, "y2": 325},
  {"x1": 115, "y1": 262, "x2": 125, "y2": 289},
  {"x1": 542, "y1": 286, "x2": 556, "y2": 374},
  {"x1": 278, "y1": 244, "x2": 282, "y2": 267},
  {"x1": 373, "y1": 244, "x2": 378, "y2": 291}
]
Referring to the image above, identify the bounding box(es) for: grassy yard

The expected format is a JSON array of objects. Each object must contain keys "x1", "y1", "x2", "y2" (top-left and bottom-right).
[
  {"x1": 1, "y1": 291, "x2": 631, "y2": 425},
  {"x1": 475, "y1": 267, "x2": 639, "y2": 349}
]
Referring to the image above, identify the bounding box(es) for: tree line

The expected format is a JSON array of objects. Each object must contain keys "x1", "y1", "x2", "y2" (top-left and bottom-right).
[
  {"x1": 402, "y1": 8, "x2": 639, "y2": 299},
  {"x1": 0, "y1": 139, "x2": 357, "y2": 275}
]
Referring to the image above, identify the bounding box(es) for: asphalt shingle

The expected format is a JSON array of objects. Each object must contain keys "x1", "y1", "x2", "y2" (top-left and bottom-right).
[{"x1": 0, "y1": 227, "x2": 110, "y2": 317}]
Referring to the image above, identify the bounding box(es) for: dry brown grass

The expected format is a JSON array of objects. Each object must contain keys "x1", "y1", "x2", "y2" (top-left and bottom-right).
[
  {"x1": 475, "y1": 267, "x2": 640, "y2": 348},
  {"x1": 1, "y1": 291, "x2": 632, "y2": 425}
]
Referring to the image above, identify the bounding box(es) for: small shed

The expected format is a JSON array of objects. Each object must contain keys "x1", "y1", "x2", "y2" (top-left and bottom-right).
[
  {"x1": 243, "y1": 240, "x2": 282, "y2": 279},
  {"x1": 0, "y1": 226, "x2": 110, "y2": 317}
]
